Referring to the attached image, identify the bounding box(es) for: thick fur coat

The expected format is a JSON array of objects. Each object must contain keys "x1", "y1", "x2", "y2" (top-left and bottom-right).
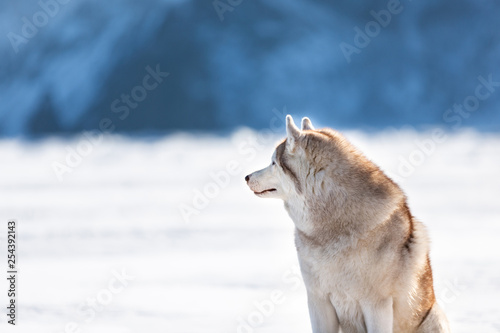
[{"x1": 245, "y1": 116, "x2": 450, "y2": 333}]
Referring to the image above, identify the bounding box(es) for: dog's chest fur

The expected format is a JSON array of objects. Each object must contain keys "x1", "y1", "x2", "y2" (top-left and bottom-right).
[{"x1": 295, "y1": 230, "x2": 374, "y2": 331}]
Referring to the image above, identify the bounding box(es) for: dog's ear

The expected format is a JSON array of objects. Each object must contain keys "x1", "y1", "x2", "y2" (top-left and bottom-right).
[
  {"x1": 286, "y1": 115, "x2": 301, "y2": 151},
  {"x1": 301, "y1": 117, "x2": 314, "y2": 130}
]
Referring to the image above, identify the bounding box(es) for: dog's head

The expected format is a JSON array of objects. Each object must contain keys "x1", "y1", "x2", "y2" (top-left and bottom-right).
[
  {"x1": 245, "y1": 115, "x2": 317, "y2": 200},
  {"x1": 245, "y1": 115, "x2": 405, "y2": 235}
]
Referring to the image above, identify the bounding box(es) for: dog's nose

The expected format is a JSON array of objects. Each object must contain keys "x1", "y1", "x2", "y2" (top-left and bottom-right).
[{"x1": 245, "y1": 175, "x2": 250, "y2": 182}]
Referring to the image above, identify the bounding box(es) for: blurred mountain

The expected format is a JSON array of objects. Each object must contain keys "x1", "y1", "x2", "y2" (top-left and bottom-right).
[{"x1": 0, "y1": 0, "x2": 499, "y2": 136}]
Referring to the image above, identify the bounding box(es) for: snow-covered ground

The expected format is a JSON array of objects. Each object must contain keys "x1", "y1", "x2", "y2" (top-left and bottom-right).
[{"x1": 0, "y1": 128, "x2": 499, "y2": 332}]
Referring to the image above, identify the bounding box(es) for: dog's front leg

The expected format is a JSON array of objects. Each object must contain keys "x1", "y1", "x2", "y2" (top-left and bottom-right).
[
  {"x1": 361, "y1": 298, "x2": 393, "y2": 333},
  {"x1": 307, "y1": 292, "x2": 340, "y2": 333}
]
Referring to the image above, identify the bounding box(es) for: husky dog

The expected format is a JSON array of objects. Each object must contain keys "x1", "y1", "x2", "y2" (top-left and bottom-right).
[{"x1": 245, "y1": 115, "x2": 450, "y2": 333}]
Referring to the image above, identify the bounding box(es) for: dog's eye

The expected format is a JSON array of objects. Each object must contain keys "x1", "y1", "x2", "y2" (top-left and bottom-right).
[{"x1": 272, "y1": 161, "x2": 276, "y2": 166}]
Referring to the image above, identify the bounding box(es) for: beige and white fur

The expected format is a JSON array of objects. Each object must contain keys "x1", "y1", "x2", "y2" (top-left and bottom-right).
[{"x1": 245, "y1": 115, "x2": 450, "y2": 333}]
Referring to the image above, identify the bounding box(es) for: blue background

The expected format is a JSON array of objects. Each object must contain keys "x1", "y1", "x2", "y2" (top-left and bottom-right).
[{"x1": 1, "y1": 0, "x2": 499, "y2": 137}]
